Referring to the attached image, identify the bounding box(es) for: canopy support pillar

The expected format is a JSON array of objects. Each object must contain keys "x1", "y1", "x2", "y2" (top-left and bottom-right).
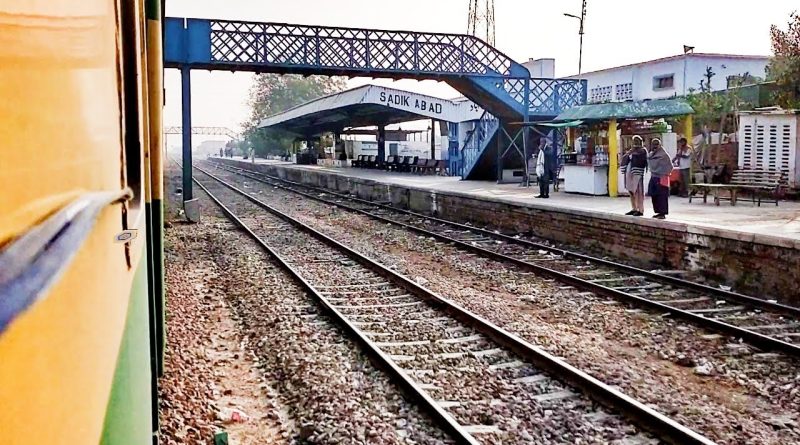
[
  {"x1": 378, "y1": 125, "x2": 386, "y2": 165},
  {"x1": 430, "y1": 119, "x2": 436, "y2": 159},
  {"x1": 683, "y1": 114, "x2": 694, "y2": 182},
  {"x1": 180, "y1": 66, "x2": 199, "y2": 222},
  {"x1": 608, "y1": 118, "x2": 619, "y2": 198}
]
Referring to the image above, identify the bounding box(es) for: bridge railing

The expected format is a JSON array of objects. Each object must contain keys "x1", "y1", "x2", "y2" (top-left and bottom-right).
[
  {"x1": 461, "y1": 111, "x2": 500, "y2": 178},
  {"x1": 205, "y1": 19, "x2": 524, "y2": 78},
  {"x1": 166, "y1": 18, "x2": 533, "y2": 116},
  {"x1": 529, "y1": 78, "x2": 588, "y2": 117},
  {"x1": 163, "y1": 126, "x2": 238, "y2": 138}
]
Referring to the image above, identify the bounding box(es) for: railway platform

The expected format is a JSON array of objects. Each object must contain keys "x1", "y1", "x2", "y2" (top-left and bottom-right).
[
  {"x1": 225, "y1": 157, "x2": 800, "y2": 242},
  {"x1": 217, "y1": 157, "x2": 800, "y2": 304}
]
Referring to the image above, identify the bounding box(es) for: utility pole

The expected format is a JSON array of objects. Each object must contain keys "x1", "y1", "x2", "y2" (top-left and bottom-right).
[{"x1": 564, "y1": 0, "x2": 587, "y2": 78}]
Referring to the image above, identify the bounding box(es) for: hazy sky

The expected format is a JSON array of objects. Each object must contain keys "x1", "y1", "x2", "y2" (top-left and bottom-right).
[{"x1": 163, "y1": 0, "x2": 797, "y2": 143}]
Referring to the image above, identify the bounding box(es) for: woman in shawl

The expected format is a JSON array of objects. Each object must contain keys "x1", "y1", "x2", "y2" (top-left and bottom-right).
[
  {"x1": 620, "y1": 135, "x2": 647, "y2": 216},
  {"x1": 647, "y1": 138, "x2": 673, "y2": 219}
]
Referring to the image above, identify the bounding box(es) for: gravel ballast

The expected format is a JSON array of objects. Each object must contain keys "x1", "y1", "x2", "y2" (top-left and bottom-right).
[{"x1": 203, "y1": 162, "x2": 800, "y2": 445}]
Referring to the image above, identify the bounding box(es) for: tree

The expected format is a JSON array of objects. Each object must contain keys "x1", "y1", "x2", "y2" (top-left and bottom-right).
[
  {"x1": 767, "y1": 11, "x2": 800, "y2": 108},
  {"x1": 242, "y1": 74, "x2": 347, "y2": 157},
  {"x1": 685, "y1": 66, "x2": 759, "y2": 166}
]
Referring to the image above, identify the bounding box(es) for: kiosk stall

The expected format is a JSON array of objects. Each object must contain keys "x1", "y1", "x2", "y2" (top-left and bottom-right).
[{"x1": 552, "y1": 100, "x2": 695, "y2": 197}]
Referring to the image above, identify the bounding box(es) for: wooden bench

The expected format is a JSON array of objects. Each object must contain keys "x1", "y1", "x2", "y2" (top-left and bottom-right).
[{"x1": 689, "y1": 169, "x2": 786, "y2": 206}]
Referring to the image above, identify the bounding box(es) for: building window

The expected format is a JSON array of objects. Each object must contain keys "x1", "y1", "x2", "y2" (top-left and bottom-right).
[
  {"x1": 615, "y1": 83, "x2": 633, "y2": 101},
  {"x1": 589, "y1": 85, "x2": 613, "y2": 103},
  {"x1": 653, "y1": 74, "x2": 674, "y2": 90}
]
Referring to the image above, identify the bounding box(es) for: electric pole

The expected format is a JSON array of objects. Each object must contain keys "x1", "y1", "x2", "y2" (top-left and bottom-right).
[{"x1": 564, "y1": 0, "x2": 587, "y2": 78}]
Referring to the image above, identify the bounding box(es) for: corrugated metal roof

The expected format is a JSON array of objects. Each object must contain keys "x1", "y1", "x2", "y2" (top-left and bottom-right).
[
  {"x1": 554, "y1": 99, "x2": 693, "y2": 121},
  {"x1": 258, "y1": 84, "x2": 484, "y2": 133}
]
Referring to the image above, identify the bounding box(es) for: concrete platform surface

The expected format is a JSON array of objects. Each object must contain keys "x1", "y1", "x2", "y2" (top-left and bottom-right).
[{"x1": 227, "y1": 158, "x2": 800, "y2": 243}]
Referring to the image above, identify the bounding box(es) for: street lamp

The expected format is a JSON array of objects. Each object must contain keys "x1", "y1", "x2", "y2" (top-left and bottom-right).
[{"x1": 564, "y1": 0, "x2": 587, "y2": 78}]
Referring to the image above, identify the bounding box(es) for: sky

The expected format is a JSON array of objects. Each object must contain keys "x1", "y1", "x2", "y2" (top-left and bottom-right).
[{"x1": 162, "y1": 0, "x2": 798, "y2": 145}]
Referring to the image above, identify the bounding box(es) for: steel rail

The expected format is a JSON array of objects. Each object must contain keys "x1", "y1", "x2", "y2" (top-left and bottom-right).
[
  {"x1": 195, "y1": 165, "x2": 717, "y2": 445},
  {"x1": 213, "y1": 161, "x2": 800, "y2": 318},
  {"x1": 207, "y1": 161, "x2": 800, "y2": 358},
  {"x1": 192, "y1": 176, "x2": 480, "y2": 445}
]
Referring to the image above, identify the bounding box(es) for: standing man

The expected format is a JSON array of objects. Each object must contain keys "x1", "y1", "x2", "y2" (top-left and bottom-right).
[
  {"x1": 673, "y1": 137, "x2": 693, "y2": 197},
  {"x1": 535, "y1": 138, "x2": 556, "y2": 198}
]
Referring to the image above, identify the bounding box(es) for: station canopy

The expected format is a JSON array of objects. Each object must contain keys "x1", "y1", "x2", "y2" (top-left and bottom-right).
[
  {"x1": 258, "y1": 84, "x2": 484, "y2": 136},
  {"x1": 553, "y1": 99, "x2": 694, "y2": 122}
]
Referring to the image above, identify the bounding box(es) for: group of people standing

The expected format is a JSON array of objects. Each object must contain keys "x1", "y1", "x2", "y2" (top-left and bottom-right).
[
  {"x1": 531, "y1": 135, "x2": 693, "y2": 221},
  {"x1": 620, "y1": 136, "x2": 692, "y2": 220}
]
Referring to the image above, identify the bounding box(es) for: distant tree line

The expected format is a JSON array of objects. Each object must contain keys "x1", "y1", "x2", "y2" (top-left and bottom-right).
[{"x1": 241, "y1": 74, "x2": 346, "y2": 158}]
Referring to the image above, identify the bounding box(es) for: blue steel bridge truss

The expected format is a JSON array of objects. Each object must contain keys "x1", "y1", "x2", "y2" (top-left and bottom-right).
[{"x1": 165, "y1": 17, "x2": 586, "y2": 193}]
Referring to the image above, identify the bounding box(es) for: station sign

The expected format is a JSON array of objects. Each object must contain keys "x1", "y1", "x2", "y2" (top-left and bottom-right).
[{"x1": 367, "y1": 86, "x2": 483, "y2": 123}]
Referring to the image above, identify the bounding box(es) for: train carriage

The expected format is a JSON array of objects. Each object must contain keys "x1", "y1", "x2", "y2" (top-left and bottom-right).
[{"x1": 0, "y1": 0, "x2": 165, "y2": 443}]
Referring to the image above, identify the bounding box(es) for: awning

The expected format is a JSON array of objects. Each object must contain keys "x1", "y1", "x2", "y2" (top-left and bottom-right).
[
  {"x1": 554, "y1": 99, "x2": 694, "y2": 122},
  {"x1": 536, "y1": 120, "x2": 584, "y2": 128}
]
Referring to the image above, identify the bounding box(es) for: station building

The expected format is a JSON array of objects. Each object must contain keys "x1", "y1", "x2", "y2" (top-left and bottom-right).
[{"x1": 563, "y1": 53, "x2": 769, "y2": 103}]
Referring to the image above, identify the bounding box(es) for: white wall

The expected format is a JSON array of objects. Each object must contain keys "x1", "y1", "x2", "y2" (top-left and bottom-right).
[
  {"x1": 523, "y1": 58, "x2": 556, "y2": 79},
  {"x1": 577, "y1": 55, "x2": 769, "y2": 103}
]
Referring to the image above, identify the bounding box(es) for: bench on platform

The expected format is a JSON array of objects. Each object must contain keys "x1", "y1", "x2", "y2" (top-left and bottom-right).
[
  {"x1": 410, "y1": 158, "x2": 428, "y2": 173},
  {"x1": 383, "y1": 155, "x2": 399, "y2": 171},
  {"x1": 417, "y1": 159, "x2": 437, "y2": 175},
  {"x1": 689, "y1": 169, "x2": 786, "y2": 206},
  {"x1": 397, "y1": 156, "x2": 414, "y2": 172},
  {"x1": 432, "y1": 160, "x2": 448, "y2": 176}
]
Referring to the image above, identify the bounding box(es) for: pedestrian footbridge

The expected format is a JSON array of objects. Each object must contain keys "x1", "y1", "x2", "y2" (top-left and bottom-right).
[{"x1": 165, "y1": 17, "x2": 586, "y2": 184}]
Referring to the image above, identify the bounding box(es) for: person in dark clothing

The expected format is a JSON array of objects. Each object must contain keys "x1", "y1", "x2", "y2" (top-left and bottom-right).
[
  {"x1": 535, "y1": 138, "x2": 556, "y2": 198},
  {"x1": 647, "y1": 138, "x2": 673, "y2": 219}
]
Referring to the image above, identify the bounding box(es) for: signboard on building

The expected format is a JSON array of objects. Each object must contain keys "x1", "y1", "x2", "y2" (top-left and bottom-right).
[{"x1": 365, "y1": 86, "x2": 483, "y2": 122}]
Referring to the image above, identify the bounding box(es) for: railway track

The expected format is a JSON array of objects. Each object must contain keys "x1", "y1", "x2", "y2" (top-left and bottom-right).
[
  {"x1": 205, "y1": 160, "x2": 800, "y2": 358},
  {"x1": 193, "y1": 165, "x2": 714, "y2": 445}
]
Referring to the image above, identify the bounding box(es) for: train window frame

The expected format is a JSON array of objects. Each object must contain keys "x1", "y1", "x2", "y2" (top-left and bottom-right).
[{"x1": 117, "y1": 0, "x2": 145, "y2": 219}]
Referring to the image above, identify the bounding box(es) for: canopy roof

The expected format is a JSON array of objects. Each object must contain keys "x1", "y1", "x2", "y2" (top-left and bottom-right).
[
  {"x1": 554, "y1": 99, "x2": 694, "y2": 122},
  {"x1": 258, "y1": 84, "x2": 484, "y2": 137}
]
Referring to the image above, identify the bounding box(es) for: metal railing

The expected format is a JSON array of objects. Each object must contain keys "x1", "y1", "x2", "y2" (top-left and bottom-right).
[{"x1": 461, "y1": 111, "x2": 499, "y2": 178}]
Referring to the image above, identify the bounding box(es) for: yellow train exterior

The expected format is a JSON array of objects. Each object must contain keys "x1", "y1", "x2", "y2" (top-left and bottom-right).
[{"x1": 0, "y1": 0, "x2": 165, "y2": 444}]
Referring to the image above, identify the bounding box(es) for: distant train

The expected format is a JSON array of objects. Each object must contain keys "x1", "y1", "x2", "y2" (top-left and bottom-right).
[{"x1": 0, "y1": 1, "x2": 165, "y2": 444}]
